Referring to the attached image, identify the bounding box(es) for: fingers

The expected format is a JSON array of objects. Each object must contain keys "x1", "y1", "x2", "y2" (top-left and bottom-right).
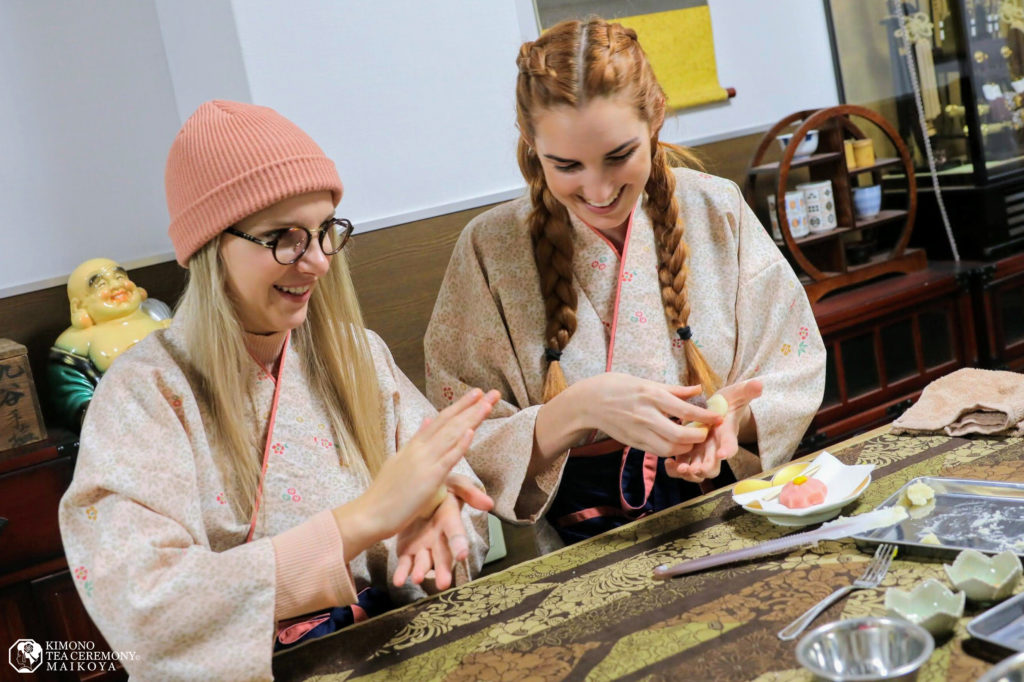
[
  {"x1": 742, "y1": 379, "x2": 764, "y2": 399},
  {"x1": 393, "y1": 554, "x2": 413, "y2": 587},
  {"x1": 666, "y1": 452, "x2": 704, "y2": 482},
  {"x1": 446, "y1": 473, "x2": 494, "y2": 513},
  {"x1": 418, "y1": 388, "x2": 485, "y2": 440},
  {"x1": 714, "y1": 426, "x2": 739, "y2": 460},
  {"x1": 427, "y1": 395, "x2": 495, "y2": 459},
  {"x1": 643, "y1": 421, "x2": 709, "y2": 458},
  {"x1": 723, "y1": 379, "x2": 764, "y2": 407},
  {"x1": 659, "y1": 394, "x2": 724, "y2": 429},
  {"x1": 438, "y1": 428, "x2": 476, "y2": 473},
  {"x1": 432, "y1": 538, "x2": 454, "y2": 590},
  {"x1": 436, "y1": 496, "x2": 472, "y2": 562},
  {"x1": 696, "y1": 439, "x2": 723, "y2": 479},
  {"x1": 664, "y1": 383, "x2": 703, "y2": 400},
  {"x1": 411, "y1": 547, "x2": 431, "y2": 584},
  {"x1": 667, "y1": 438, "x2": 723, "y2": 482}
]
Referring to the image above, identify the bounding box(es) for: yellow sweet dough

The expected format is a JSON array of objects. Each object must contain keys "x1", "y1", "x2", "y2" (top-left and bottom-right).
[
  {"x1": 905, "y1": 481, "x2": 936, "y2": 507},
  {"x1": 706, "y1": 394, "x2": 729, "y2": 417},
  {"x1": 734, "y1": 478, "x2": 773, "y2": 495},
  {"x1": 684, "y1": 394, "x2": 729, "y2": 431},
  {"x1": 920, "y1": 532, "x2": 942, "y2": 546},
  {"x1": 771, "y1": 461, "x2": 809, "y2": 487}
]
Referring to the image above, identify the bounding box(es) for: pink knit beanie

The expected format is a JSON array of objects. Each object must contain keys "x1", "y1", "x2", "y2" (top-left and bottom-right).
[{"x1": 165, "y1": 100, "x2": 343, "y2": 266}]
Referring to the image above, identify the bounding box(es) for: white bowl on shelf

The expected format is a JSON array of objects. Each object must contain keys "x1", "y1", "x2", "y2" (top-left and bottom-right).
[{"x1": 777, "y1": 129, "x2": 819, "y2": 158}]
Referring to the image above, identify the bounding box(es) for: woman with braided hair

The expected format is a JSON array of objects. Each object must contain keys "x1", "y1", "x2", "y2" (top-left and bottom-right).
[{"x1": 426, "y1": 19, "x2": 825, "y2": 546}]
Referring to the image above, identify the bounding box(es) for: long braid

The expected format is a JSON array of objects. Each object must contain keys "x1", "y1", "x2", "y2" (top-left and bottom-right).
[
  {"x1": 516, "y1": 25, "x2": 587, "y2": 401},
  {"x1": 646, "y1": 142, "x2": 720, "y2": 394},
  {"x1": 518, "y1": 141, "x2": 577, "y2": 401}
]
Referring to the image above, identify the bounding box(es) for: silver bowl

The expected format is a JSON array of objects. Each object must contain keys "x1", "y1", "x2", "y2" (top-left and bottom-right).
[
  {"x1": 796, "y1": 617, "x2": 934, "y2": 681},
  {"x1": 978, "y1": 652, "x2": 1024, "y2": 682}
]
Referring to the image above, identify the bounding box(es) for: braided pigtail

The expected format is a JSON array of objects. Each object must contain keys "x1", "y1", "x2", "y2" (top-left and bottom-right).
[
  {"x1": 646, "y1": 141, "x2": 720, "y2": 395},
  {"x1": 518, "y1": 140, "x2": 577, "y2": 402}
]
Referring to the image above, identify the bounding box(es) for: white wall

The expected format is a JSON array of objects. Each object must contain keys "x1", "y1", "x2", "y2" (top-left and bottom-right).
[
  {"x1": 0, "y1": 0, "x2": 181, "y2": 295},
  {"x1": 0, "y1": 0, "x2": 838, "y2": 296},
  {"x1": 230, "y1": 0, "x2": 526, "y2": 231}
]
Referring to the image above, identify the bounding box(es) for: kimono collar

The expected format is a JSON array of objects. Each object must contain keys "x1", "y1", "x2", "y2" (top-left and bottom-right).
[{"x1": 568, "y1": 200, "x2": 641, "y2": 257}]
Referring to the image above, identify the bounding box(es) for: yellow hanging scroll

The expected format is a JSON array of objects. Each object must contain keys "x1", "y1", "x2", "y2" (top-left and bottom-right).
[{"x1": 534, "y1": 0, "x2": 731, "y2": 110}]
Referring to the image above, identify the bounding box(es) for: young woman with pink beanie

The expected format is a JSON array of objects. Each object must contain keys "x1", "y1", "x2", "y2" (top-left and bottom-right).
[{"x1": 59, "y1": 100, "x2": 498, "y2": 680}]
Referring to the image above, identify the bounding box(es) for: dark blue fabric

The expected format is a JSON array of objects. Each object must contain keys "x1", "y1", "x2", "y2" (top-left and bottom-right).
[
  {"x1": 274, "y1": 587, "x2": 393, "y2": 651},
  {"x1": 546, "y1": 447, "x2": 735, "y2": 545}
]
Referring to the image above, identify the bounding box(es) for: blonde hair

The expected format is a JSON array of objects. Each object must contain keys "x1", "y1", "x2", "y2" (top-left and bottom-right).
[
  {"x1": 176, "y1": 237, "x2": 386, "y2": 519},
  {"x1": 515, "y1": 17, "x2": 719, "y2": 399}
]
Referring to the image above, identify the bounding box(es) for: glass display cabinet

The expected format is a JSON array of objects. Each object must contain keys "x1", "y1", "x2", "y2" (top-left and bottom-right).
[{"x1": 824, "y1": 0, "x2": 1024, "y2": 259}]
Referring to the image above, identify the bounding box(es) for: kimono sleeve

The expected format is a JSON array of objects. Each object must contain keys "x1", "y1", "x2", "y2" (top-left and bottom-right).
[
  {"x1": 728, "y1": 183, "x2": 826, "y2": 470},
  {"x1": 366, "y1": 331, "x2": 490, "y2": 581},
  {"x1": 424, "y1": 226, "x2": 563, "y2": 523},
  {"x1": 58, "y1": 360, "x2": 278, "y2": 681}
]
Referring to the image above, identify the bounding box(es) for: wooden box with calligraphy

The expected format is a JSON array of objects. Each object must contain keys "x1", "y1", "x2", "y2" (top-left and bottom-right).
[{"x1": 0, "y1": 338, "x2": 47, "y2": 451}]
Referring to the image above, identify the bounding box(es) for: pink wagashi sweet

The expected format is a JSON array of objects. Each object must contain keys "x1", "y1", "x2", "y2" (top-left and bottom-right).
[{"x1": 779, "y1": 475, "x2": 828, "y2": 509}]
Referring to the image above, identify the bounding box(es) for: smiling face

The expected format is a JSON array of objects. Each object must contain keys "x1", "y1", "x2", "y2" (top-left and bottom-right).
[
  {"x1": 68, "y1": 258, "x2": 145, "y2": 326},
  {"x1": 532, "y1": 95, "x2": 652, "y2": 239},
  {"x1": 219, "y1": 191, "x2": 336, "y2": 334}
]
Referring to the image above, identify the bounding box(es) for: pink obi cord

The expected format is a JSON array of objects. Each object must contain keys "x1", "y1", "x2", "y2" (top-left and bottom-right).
[{"x1": 275, "y1": 593, "x2": 371, "y2": 645}]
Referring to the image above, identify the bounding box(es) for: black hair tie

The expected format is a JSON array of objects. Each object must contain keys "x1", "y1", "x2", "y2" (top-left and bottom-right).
[
  {"x1": 676, "y1": 326, "x2": 693, "y2": 341},
  {"x1": 544, "y1": 348, "x2": 563, "y2": 362}
]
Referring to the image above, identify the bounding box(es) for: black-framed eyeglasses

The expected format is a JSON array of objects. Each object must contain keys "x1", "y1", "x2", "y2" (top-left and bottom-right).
[{"x1": 225, "y1": 218, "x2": 354, "y2": 265}]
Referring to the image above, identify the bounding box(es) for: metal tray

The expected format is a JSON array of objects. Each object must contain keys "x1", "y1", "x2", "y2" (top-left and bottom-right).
[
  {"x1": 851, "y1": 477, "x2": 1024, "y2": 560},
  {"x1": 968, "y1": 591, "x2": 1024, "y2": 653}
]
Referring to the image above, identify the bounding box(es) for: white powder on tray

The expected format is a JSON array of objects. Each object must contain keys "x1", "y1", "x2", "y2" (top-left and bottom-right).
[{"x1": 917, "y1": 501, "x2": 1024, "y2": 552}]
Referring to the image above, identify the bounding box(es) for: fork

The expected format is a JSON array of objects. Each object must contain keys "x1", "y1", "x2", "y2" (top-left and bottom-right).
[{"x1": 777, "y1": 543, "x2": 897, "y2": 641}]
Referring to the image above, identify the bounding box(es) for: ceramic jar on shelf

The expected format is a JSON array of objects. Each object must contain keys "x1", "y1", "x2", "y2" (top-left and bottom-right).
[
  {"x1": 768, "y1": 190, "x2": 810, "y2": 240},
  {"x1": 797, "y1": 180, "x2": 837, "y2": 234}
]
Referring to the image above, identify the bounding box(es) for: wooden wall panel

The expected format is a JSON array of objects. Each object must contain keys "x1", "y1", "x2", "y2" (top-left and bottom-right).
[{"x1": 347, "y1": 204, "x2": 492, "y2": 390}]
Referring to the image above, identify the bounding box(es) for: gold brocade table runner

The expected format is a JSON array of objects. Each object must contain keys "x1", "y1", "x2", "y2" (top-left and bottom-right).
[{"x1": 274, "y1": 428, "x2": 1024, "y2": 681}]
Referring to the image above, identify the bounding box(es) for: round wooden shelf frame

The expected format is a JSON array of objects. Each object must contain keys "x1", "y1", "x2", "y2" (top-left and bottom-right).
[{"x1": 744, "y1": 105, "x2": 924, "y2": 302}]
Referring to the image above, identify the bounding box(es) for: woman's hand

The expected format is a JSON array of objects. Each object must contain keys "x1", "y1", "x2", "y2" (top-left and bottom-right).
[
  {"x1": 393, "y1": 474, "x2": 494, "y2": 589},
  {"x1": 665, "y1": 379, "x2": 763, "y2": 482},
  {"x1": 333, "y1": 388, "x2": 500, "y2": 561},
  {"x1": 536, "y1": 373, "x2": 724, "y2": 460}
]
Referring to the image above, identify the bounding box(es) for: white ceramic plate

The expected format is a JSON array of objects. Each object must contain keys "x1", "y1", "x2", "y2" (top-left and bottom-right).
[{"x1": 732, "y1": 452, "x2": 874, "y2": 527}]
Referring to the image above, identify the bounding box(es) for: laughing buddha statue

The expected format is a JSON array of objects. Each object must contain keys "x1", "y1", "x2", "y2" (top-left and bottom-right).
[{"x1": 49, "y1": 258, "x2": 171, "y2": 429}]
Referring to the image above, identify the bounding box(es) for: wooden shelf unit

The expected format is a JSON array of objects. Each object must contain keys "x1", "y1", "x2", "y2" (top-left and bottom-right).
[{"x1": 744, "y1": 105, "x2": 924, "y2": 303}]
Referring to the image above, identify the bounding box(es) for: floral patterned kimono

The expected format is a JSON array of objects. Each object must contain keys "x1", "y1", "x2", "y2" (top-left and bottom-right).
[
  {"x1": 426, "y1": 168, "x2": 825, "y2": 543},
  {"x1": 59, "y1": 319, "x2": 489, "y2": 681}
]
